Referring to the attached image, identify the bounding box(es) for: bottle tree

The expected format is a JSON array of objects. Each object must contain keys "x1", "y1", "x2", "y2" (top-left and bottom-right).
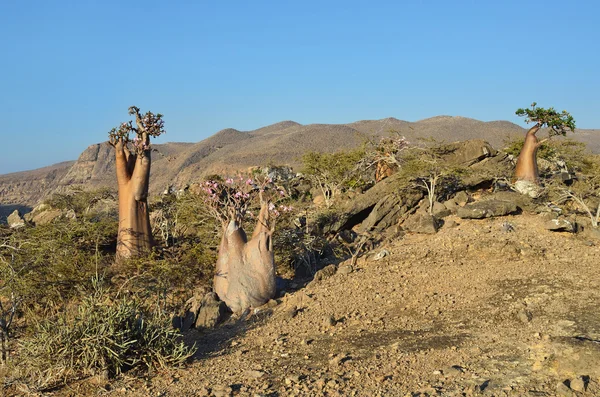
[
  {"x1": 514, "y1": 103, "x2": 575, "y2": 184},
  {"x1": 108, "y1": 106, "x2": 165, "y2": 260}
]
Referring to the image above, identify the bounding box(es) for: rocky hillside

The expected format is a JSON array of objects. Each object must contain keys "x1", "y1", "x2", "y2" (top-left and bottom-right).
[{"x1": 1, "y1": 116, "x2": 598, "y2": 211}]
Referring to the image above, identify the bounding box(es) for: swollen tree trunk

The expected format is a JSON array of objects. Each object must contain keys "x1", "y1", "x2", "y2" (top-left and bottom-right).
[
  {"x1": 514, "y1": 124, "x2": 542, "y2": 183},
  {"x1": 214, "y1": 201, "x2": 276, "y2": 314},
  {"x1": 113, "y1": 138, "x2": 153, "y2": 260}
]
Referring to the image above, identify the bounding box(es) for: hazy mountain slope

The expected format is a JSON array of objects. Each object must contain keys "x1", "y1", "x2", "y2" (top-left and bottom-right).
[{"x1": 0, "y1": 116, "x2": 597, "y2": 208}]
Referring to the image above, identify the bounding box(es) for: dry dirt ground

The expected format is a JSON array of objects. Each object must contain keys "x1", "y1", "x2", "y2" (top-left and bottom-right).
[{"x1": 21, "y1": 213, "x2": 600, "y2": 397}]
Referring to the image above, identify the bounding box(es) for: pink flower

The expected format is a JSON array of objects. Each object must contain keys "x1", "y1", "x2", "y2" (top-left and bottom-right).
[
  {"x1": 246, "y1": 178, "x2": 253, "y2": 185},
  {"x1": 226, "y1": 178, "x2": 234, "y2": 184},
  {"x1": 268, "y1": 203, "x2": 275, "y2": 211},
  {"x1": 279, "y1": 190, "x2": 285, "y2": 197}
]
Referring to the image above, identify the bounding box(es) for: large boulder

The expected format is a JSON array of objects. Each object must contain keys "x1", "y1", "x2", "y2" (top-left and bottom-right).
[
  {"x1": 326, "y1": 172, "x2": 424, "y2": 234},
  {"x1": 7, "y1": 210, "x2": 25, "y2": 229},
  {"x1": 457, "y1": 200, "x2": 519, "y2": 219},
  {"x1": 544, "y1": 218, "x2": 576, "y2": 233},
  {"x1": 195, "y1": 292, "x2": 229, "y2": 328},
  {"x1": 441, "y1": 139, "x2": 497, "y2": 166},
  {"x1": 358, "y1": 189, "x2": 424, "y2": 232},
  {"x1": 401, "y1": 212, "x2": 440, "y2": 234},
  {"x1": 180, "y1": 290, "x2": 229, "y2": 330}
]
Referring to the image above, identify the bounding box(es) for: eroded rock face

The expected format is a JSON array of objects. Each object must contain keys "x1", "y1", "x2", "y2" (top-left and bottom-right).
[{"x1": 214, "y1": 203, "x2": 276, "y2": 314}]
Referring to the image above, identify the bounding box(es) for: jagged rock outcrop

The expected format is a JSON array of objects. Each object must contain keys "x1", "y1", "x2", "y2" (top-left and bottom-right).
[{"x1": 7, "y1": 210, "x2": 25, "y2": 228}]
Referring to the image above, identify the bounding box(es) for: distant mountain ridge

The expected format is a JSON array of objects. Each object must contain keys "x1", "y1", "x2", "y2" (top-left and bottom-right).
[{"x1": 1, "y1": 116, "x2": 598, "y2": 216}]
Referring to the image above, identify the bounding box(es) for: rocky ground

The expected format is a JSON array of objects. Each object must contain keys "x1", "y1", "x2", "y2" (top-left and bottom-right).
[{"x1": 28, "y1": 211, "x2": 600, "y2": 397}]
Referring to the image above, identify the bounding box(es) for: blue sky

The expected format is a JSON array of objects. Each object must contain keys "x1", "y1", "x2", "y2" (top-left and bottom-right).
[{"x1": 0, "y1": 0, "x2": 598, "y2": 174}]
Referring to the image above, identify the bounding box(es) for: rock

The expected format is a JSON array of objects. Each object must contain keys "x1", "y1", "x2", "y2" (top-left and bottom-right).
[
  {"x1": 569, "y1": 376, "x2": 587, "y2": 392},
  {"x1": 545, "y1": 218, "x2": 575, "y2": 233},
  {"x1": 64, "y1": 209, "x2": 77, "y2": 220},
  {"x1": 456, "y1": 200, "x2": 519, "y2": 219},
  {"x1": 582, "y1": 227, "x2": 600, "y2": 240},
  {"x1": 443, "y1": 199, "x2": 459, "y2": 212},
  {"x1": 285, "y1": 374, "x2": 301, "y2": 384},
  {"x1": 312, "y1": 194, "x2": 326, "y2": 206},
  {"x1": 323, "y1": 315, "x2": 336, "y2": 327},
  {"x1": 23, "y1": 203, "x2": 49, "y2": 222},
  {"x1": 514, "y1": 180, "x2": 543, "y2": 198},
  {"x1": 539, "y1": 211, "x2": 558, "y2": 222},
  {"x1": 326, "y1": 172, "x2": 424, "y2": 233},
  {"x1": 31, "y1": 208, "x2": 62, "y2": 225},
  {"x1": 337, "y1": 264, "x2": 353, "y2": 275},
  {"x1": 212, "y1": 384, "x2": 233, "y2": 397},
  {"x1": 401, "y1": 213, "x2": 439, "y2": 234},
  {"x1": 444, "y1": 365, "x2": 464, "y2": 376},
  {"x1": 453, "y1": 191, "x2": 470, "y2": 206},
  {"x1": 441, "y1": 140, "x2": 497, "y2": 166},
  {"x1": 517, "y1": 309, "x2": 533, "y2": 323},
  {"x1": 431, "y1": 201, "x2": 450, "y2": 218},
  {"x1": 313, "y1": 264, "x2": 337, "y2": 282},
  {"x1": 282, "y1": 306, "x2": 298, "y2": 320},
  {"x1": 373, "y1": 250, "x2": 389, "y2": 260},
  {"x1": 245, "y1": 370, "x2": 266, "y2": 380},
  {"x1": 7, "y1": 210, "x2": 25, "y2": 229},
  {"x1": 195, "y1": 292, "x2": 229, "y2": 328},
  {"x1": 358, "y1": 190, "x2": 424, "y2": 232},
  {"x1": 501, "y1": 222, "x2": 515, "y2": 232},
  {"x1": 444, "y1": 219, "x2": 459, "y2": 228},
  {"x1": 556, "y1": 381, "x2": 575, "y2": 397}
]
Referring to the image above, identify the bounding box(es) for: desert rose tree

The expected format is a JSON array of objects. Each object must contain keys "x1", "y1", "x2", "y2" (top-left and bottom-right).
[
  {"x1": 108, "y1": 106, "x2": 165, "y2": 260},
  {"x1": 514, "y1": 103, "x2": 575, "y2": 192}
]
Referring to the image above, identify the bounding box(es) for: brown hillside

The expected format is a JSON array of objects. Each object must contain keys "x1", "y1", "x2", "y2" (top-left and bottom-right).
[{"x1": 0, "y1": 116, "x2": 597, "y2": 209}]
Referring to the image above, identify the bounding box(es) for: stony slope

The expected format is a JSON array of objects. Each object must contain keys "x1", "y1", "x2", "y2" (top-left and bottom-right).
[
  {"x1": 58, "y1": 212, "x2": 600, "y2": 396},
  {"x1": 1, "y1": 116, "x2": 598, "y2": 209}
]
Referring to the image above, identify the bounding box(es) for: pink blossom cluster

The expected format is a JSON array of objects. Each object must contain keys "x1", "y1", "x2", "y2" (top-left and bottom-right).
[{"x1": 200, "y1": 175, "x2": 292, "y2": 223}]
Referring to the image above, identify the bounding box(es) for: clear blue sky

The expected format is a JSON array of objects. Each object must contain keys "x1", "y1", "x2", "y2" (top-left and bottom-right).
[{"x1": 1, "y1": 0, "x2": 598, "y2": 174}]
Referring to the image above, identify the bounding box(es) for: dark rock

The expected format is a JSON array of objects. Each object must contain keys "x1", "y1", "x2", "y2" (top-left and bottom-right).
[
  {"x1": 401, "y1": 213, "x2": 439, "y2": 234},
  {"x1": 326, "y1": 172, "x2": 423, "y2": 233},
  {"x1": 443, "y1": 198, "x2": 459, "y2": 212},
  {"x1": 195, "y1": 292, "x2": 229, "y2": 328},
  {"x1": 457, "y1": 200, "x2": 518, "y2": 219},
  {"x1": 181, "y1": 288, "x2": 209, "y2": 331},
  {"x1": 453, "y1": 191, "x2": 470, "y2": 206},
  {"x1": 582, "y1": 227, "x2": 600, "y2": 240},
  {"x1": 431, "y1": 201, "x2": 451, "y2": 217},
  {"x1": 358, "y1": 190, "x2": 424, "y2": 232},
  {"x1": 313, "y1": 264, "x2": 337, "y2": 282}
]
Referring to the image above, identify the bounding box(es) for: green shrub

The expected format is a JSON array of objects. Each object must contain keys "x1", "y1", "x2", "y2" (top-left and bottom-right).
[
  {"x1": 44, "y1": 187, "x2": 116, "y2": 216},
  {"x1": 503, "y1": 136, "x2": 594, "y2": 172},
  {"x1": 301, "y1": 147, "x2": 368, "y2": 207},
  {"x1": 19, "y1": 277, "x2": 193, "y2": 389}
]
